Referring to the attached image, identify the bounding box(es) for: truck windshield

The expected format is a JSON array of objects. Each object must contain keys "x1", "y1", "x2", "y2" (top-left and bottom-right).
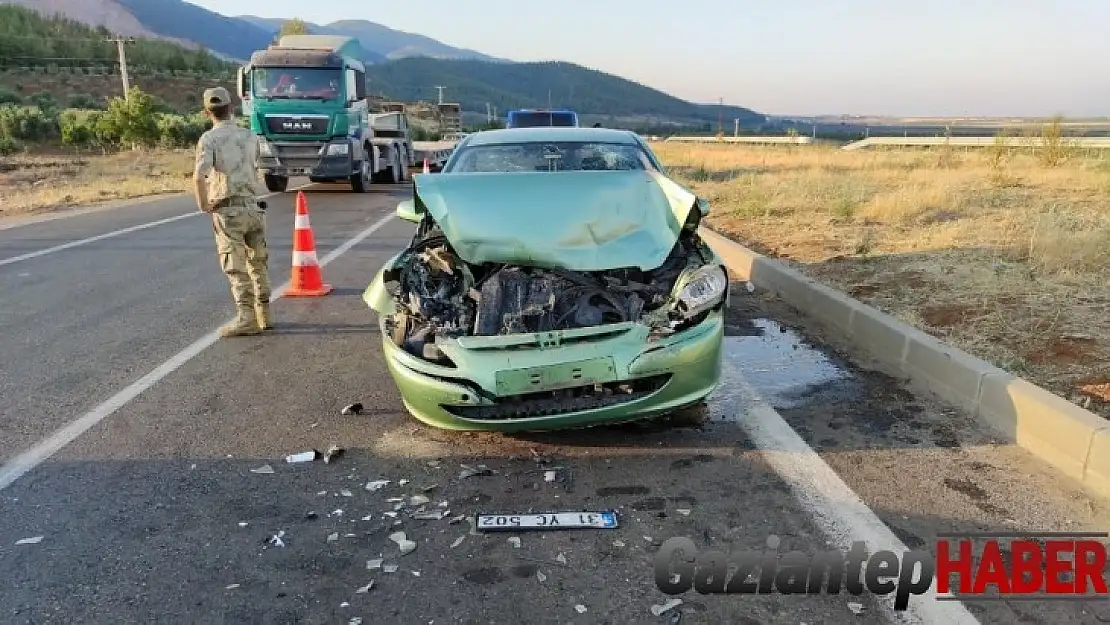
[
  {"x1": 252, "y1": 67, "x2": 343, "y2": 100},
  {"x1": 508, "y1": 111, "x2": 577, "y2": 128}
]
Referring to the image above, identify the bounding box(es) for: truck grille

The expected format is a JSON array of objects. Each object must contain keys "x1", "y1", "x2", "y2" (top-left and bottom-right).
[{"x1": 265, "y1": 116, "x2": 329, "y2": 135}]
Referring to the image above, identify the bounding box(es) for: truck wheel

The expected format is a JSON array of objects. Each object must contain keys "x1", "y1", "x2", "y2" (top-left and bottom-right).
[
  {"x1": 264, "y1": 174, "x2": 288, "y2": 193},
  {"x1": 351, "y1": 159, "x2": 371, "y2": 193}
]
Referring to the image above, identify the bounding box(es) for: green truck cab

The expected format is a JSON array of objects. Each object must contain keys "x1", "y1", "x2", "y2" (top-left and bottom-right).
[{"x1": 236, "y1": 35, "x2": 414, "y2": 193}]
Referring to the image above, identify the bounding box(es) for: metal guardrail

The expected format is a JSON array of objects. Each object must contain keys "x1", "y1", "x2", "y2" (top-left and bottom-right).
[
  {"x1": 842, "y1": 136, "x2": 1110, "y2": 150},
  {"x1": 663, "y1": 136, "x2": 814, "y2": 145}
]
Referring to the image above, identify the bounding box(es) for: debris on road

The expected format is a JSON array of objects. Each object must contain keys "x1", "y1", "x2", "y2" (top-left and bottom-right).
[
  {"x1": 268, "y1": 531, "x2": 286, "y2": 547},
  {"x1": 329, "y1": 509, "x2": 344, "y2": 518},
  {"x1": 448, "y1": 515, "x2": 466, "y2": 524},
  {"x1": 323, "y1": 444, "x2": 344, "y2": 464},
  {"x1": 340, "y1": 489, "x2": 354, "y2": 497},
  {"x1": 612, "y1": 540, "x2": 625, "y2": 548},
  {"x1": 555, "y1": 553, "x2": 567, "y2": 565},
  {"x1": 537, "y1": 571, "x2": 547, "y2": 582},
  {"x1": 367, "y1": 559, "x2": 383, "y2": 570},
  {"x1": 544, "y1": 471, "x2": 556, "y2": 482},
  {"x1": 399, "y1": 479, "x2": 411, "y2": 486},
  {"x1": 459, "y1": 464, "x2": 494, "y2": 479},
  {"x1": 305, "y1": 511, "x2": 318, "y2": 520},
  {"x1": 427, "y1": 460, "x2": 441, "y2": 469},
  {"x1": 651, "y1": 599, "x2": 683, "y2": 616},
  {"x1": 250, "y1": 464, "x2": 275, "y2": 474},
  {"x1": 390, "y1": 531, "x2": 417, "y2": 555},
  {"x1": 238, "y1": 522, "x2": 249, "y2": 528},
  {"x1": 349, "y1": 619, "x2": 363, "y2": 625},
  {"x1": 15, "y1": 536, "x2": 43, "y2": 545},
  {"x1": 450, "y1": 536, "x2": 465, "y2": 548},
  {"x1": 413, "y1": 510, "x2": 449, "y2": 521},
  {"x1": 409, "y1": 495, "x2": 431, "y2": 506},
  {"x1": 383, "y1": 564, "x2": 399, "y2": 573},
  {"x1": 341, "y1": 402, "x2": 363, "y2": 415},
  {"x1": 676, "y1": 509, "x2": 691, "y2": 516},
  {"x1": 366, "y1": 480, "x2": 390, "y2": 491},
  {"x1": 575, "y1": 605, "x2": 587, "y2": 614},
  {"x1": 356, "y1": 581, "x2": 374, "y2": 594},
  {"x1": 286, "y1": 451, "x2": 317, "y2": 464},
  {"x1": 847, "y1": 602, "x2": 865, "y2": 615},
  {"x1": 507, "y1": 537, "x2": 521, "y2": 548},
  {"x1": 746, "y1": 281, "x2": 756, "y2": 293},
  {"x1": 327, "y1": 532, "x2": 339, "y2": 543},
  {"x1": 225, "y1": 584, "x2": 240, "y2": 590}
]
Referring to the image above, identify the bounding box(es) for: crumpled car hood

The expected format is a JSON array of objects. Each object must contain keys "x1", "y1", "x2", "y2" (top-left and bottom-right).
[{"x1": 411, "y1": 170, "x2": 699, "y2": 271}]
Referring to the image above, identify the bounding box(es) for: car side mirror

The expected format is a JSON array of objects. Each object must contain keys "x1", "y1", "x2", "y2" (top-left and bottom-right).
[
  {"x1": 696, "y1": 197, "x2": 710, "y2": 217},
  {"x1": 396, "y1": 199, "x2": 420, "y2": 223}
]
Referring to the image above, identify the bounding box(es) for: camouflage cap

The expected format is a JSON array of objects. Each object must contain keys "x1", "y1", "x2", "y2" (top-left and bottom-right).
[{"x1": 202, "y1": 87, "x2": 232, "y2": 110}]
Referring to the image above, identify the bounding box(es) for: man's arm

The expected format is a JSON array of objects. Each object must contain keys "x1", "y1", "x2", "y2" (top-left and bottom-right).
[{"x1": 194, "y1": 134, "x2": 214, "y2": 212}]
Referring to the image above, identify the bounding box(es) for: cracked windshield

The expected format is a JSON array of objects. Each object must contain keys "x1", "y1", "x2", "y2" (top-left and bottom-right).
[{"x1": 0, "y1": 0, "x2": 1107, "y2": 624}]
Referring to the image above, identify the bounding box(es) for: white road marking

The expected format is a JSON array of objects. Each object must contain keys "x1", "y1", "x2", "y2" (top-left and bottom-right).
[
  {"x1": 0, "y1": 184, "x2": 314, "y2": 267},
  {"x1": 0, "y1": 211, "x2": 396, "y2": 491},
  {"x1": 718, "y1": 352, "x2": 981, "y2": 625}
]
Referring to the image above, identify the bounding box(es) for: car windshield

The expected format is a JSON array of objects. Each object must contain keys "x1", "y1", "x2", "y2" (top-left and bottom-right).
[
  {"x1": 510, "y1": 112, "x2": 576, "y2": 127},
  {"x1": 252, "y1": 67, "x2": 342, "y2": 100},
  {"x1": 449, "y1": 141, "x2": 656, "y2": 173}
]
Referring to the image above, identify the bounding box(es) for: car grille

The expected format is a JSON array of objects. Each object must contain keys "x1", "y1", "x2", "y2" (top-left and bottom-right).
[
  {"x1": 272, "y1": 143, "x2": 325, "y2": 170},
  {"x1": 443, "y1": 374, "x2": 671, "y2": 421},
  {"x1": 265, "y1": 116, "x2": 329, "y2": 135}
]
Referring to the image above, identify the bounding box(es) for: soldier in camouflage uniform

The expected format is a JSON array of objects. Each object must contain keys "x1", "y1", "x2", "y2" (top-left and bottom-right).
[{"x1": 193, "y1": 87, "x2": 273, "y2": 338}]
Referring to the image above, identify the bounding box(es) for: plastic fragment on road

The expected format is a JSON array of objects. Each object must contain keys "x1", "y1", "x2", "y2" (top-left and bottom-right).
[
  {"x1": 268, "y1": 531, "x2": 285, "y2": 547},
  {"x1": 340, "y1": 489, "x2": 353, "y2": 497},
  {"x1": 226, "y1": 584, "x2": 240, "y2": 590},
  {"x1": 555, "y1": 553, "x2": 567, "y2": 565},
  {"x1": 323, "y1": 444, "x2": 344, "y2": 464},
  {"x1": 327, "y1": 532, "x2": 339, "y2": 543},
  {"x1": 449, "y1": 514, "x2": 466, "y2": 524},
  {"x1": 651, "y1": 599, "x2": 683, "y2": 616},
  {"x1": 746, "y1": 281, "x2": 756, "y2": 293},
  {"x1": 341, "y1": 402, "x2": 363, "y2": 415},
  {"x1": 414, "y1": 510, "x2": 449, "y2": 520},
  {"x1": 368, "y1": 558, "x2": 384, "y2": 570},
  {"x1": 848, "y1": 602, "x2": 864, "y2": 615},
  {"x1": 349, "y1": 619, "x2": 363, "y2": 625},
  {"x1": 458, "y1": 464, "x2": 494, "y2": 479},
  {"x1": 383, "y1": 564, "x2": 398, "y2": 573},
  {"x1": 544, "y1": 471, "x2": 556, "y2": 482},
  {"x1": 537, "y1": 571, "x2": 547, "y2": 582},
  {"x1": 390, "y1": 531, "x2": 416, "y2": 554},
  {"x1": 450, "y1": 536, "x2": 465, "y2": 548},
  {"x1": 15, "y1": 536, "x2": 43, "y2": 545},
  {"x1": 356, "y1": 581, "x2": 374, "y2": 593},
  {"x1": 399, "y1": 479, "x2": 410, "y2": 486},
  {"x1": 329, "y1": 509, "x2": 344, "y2": 517},
  {"x1": 676, "y1": 509, "x2": 691, "y2": 516},
  {"x1": 507, "y1": 537, "x2": 521, "y2": 548},
  {"x1": 238, "y1": 522, "x2": 249, "y2": 528},
  {"x1": 250, "y1": 464, "x2": 275, "y2": 474},
  {"x1": 409, "y1": 495, "x2": 430, "y2": 506},
  {"x1": 575, "y1": 605, "x2": 587, "y2": 614},
  {"x1": 340, "y1": 602, "x2": 349, "y2": 608},
  {"x1": 366, "y1": 480, "x2": 390, "y2": 491},
  {"x1": 613, "y1": 540, "x2": 625, "y2": 548},
  {"x1": 286, "y1": 451, "x2": 317, "y2": 463}
]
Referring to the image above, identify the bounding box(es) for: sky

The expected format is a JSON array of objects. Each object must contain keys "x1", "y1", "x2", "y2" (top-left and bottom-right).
[{"x1": 187, "y1": 0, "x2": 1108, "y2": 117}]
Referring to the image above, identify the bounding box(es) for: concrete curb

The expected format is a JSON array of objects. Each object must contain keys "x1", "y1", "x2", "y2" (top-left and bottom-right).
[{"x1": 700, "y1": 226, "x2": 1110, "y2": 498}]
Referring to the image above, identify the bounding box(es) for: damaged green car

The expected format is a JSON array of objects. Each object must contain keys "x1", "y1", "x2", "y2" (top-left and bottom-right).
[{"x1": 363, "y1": 127, "x2": 729, "y2": 431}]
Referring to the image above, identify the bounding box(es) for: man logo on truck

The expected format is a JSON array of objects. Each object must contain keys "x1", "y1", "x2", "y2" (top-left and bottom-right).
[{"x1": 282, "y1": 121, "x2": 313, "y2": 131}]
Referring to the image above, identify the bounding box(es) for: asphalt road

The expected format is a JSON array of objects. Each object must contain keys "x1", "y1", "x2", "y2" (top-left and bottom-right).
[{"x1": 1, "y1": 187, "x2": 1110, "y2": 625}]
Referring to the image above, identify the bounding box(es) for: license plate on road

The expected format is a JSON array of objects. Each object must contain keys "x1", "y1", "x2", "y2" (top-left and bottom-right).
[{"x1": 476, "y1": 511, "x2": 619, "y2": 531}]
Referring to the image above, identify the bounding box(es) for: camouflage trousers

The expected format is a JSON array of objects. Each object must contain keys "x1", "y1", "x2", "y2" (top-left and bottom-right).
[{"x1": 211, "y1": 202, "x2": 271, "y2": 309}]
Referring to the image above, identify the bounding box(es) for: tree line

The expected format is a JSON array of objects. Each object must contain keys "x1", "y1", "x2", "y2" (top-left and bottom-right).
[{"x1": 0, "y1": 5, "x2": 232, "y2": 74}]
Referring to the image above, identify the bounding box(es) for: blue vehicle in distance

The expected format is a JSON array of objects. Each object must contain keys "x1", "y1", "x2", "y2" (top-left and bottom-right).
[{"x1": 506, "y1": 109, "x2": 579, "y2": 128}]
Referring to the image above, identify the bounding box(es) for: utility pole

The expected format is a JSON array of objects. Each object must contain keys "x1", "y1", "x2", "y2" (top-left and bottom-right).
[
  {"x1": 435, "y1": 86, "x2": 445, "y2": 105},
  {"x1": 718, "y1": 97, "x2": 724, "y2": 135},
  {"x1": 733, "y1": 118, "x2": 739, "y2": 137},
  {"x1": 106, "y1": 35, "x2": 136, "y2": 100}
]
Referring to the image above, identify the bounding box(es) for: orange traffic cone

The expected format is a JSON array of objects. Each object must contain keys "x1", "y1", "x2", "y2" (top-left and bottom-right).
[
  {"x1": 285, "y1": 191, "x2": 333, "y2": 297},
  {"x1": 423, "y1": 158, "x2": 430, "y2": 174}
]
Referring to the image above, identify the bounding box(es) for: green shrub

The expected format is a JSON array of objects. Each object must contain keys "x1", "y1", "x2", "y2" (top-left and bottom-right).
[{"x1": 0, "y1": 89, "x2": 21, "y2": 106}]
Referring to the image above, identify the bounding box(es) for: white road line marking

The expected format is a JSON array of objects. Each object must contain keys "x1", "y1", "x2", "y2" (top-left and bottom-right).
[
  {"x1": 718, "y1": 352, "x2": 981, "y2": 625},
  {"x1": 0, "y1": 184, "x2": 314, "y2": 265},
  {"x1": 0, "y1": 211, "x2": 396, "y2": 491}
]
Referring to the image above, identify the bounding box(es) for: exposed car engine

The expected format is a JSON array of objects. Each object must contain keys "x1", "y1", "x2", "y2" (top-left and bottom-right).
[{"x1": 382, "y1": 225, "x2": 720, "y2": 363}]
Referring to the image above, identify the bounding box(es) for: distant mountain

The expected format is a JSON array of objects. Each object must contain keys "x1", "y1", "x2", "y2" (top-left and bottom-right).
[
  {"x1": 236, "y1": 16, "x2": 504, "y2": 63},
  {"x1": 112, "y1": 0, "x2": 275, "y2": 61},
  {"x1": 365, "y1": 58, "x2": 762, "y2": 128}
]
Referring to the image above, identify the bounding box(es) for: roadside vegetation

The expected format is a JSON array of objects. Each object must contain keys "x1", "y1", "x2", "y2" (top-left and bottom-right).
[{"x1": 654, "y1": 130, "x2": 1110, "y2": 416}]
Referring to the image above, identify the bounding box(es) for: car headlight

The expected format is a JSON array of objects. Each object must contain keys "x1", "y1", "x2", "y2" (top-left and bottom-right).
[
  {"x1": 327, "y1": 142, "x2": 349, "y2": 156},
  {"x1": 673, "y1": 264, "x2": 727, "y2": 318},
  {"x1": 257, "y1": 139, "x2": 273, "y2": 157}
]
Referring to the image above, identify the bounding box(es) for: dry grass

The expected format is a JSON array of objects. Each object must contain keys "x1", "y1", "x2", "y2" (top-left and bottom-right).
[
  {"x1": 655, "y1": 141, "x2": 1110, "y2": 416},
  {"x1": 0, "y1": 149, "x2": 194, "y2": 217}
]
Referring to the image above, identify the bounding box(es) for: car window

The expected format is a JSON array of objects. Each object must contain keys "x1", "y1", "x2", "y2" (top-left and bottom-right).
[
  {"x1": 509, "y1": 112, "x2": 576, "y2": 127},
  {"x1": 449, "y1": 141, "x2": 658, "y2": 173}
]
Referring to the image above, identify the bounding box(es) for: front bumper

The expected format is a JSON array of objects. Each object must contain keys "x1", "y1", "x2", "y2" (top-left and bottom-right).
[
  {"x1": 378, "y1": 310, "x2": 724, "y2": 432},
  {"x1": 258, "y1": 140, "x2": 356, "y2": 178}
]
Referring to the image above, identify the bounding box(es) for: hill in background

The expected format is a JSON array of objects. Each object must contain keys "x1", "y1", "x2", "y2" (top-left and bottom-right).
[{"x1": 0, "y1": 2, "x2": 762, "y2": 131}]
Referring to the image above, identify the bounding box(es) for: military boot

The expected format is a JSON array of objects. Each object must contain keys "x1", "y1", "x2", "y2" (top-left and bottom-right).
[
  {"x1": 256, "y1": 302, "x2": 274, "y2": 331},
  {"x1": 219, "y1": 305, "x2": 262, "y2": 338}
]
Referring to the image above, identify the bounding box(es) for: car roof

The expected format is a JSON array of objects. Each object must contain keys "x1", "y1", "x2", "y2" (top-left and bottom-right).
[{"x1": 462, "y1": 127, "x2": 641, "y2": 146}]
